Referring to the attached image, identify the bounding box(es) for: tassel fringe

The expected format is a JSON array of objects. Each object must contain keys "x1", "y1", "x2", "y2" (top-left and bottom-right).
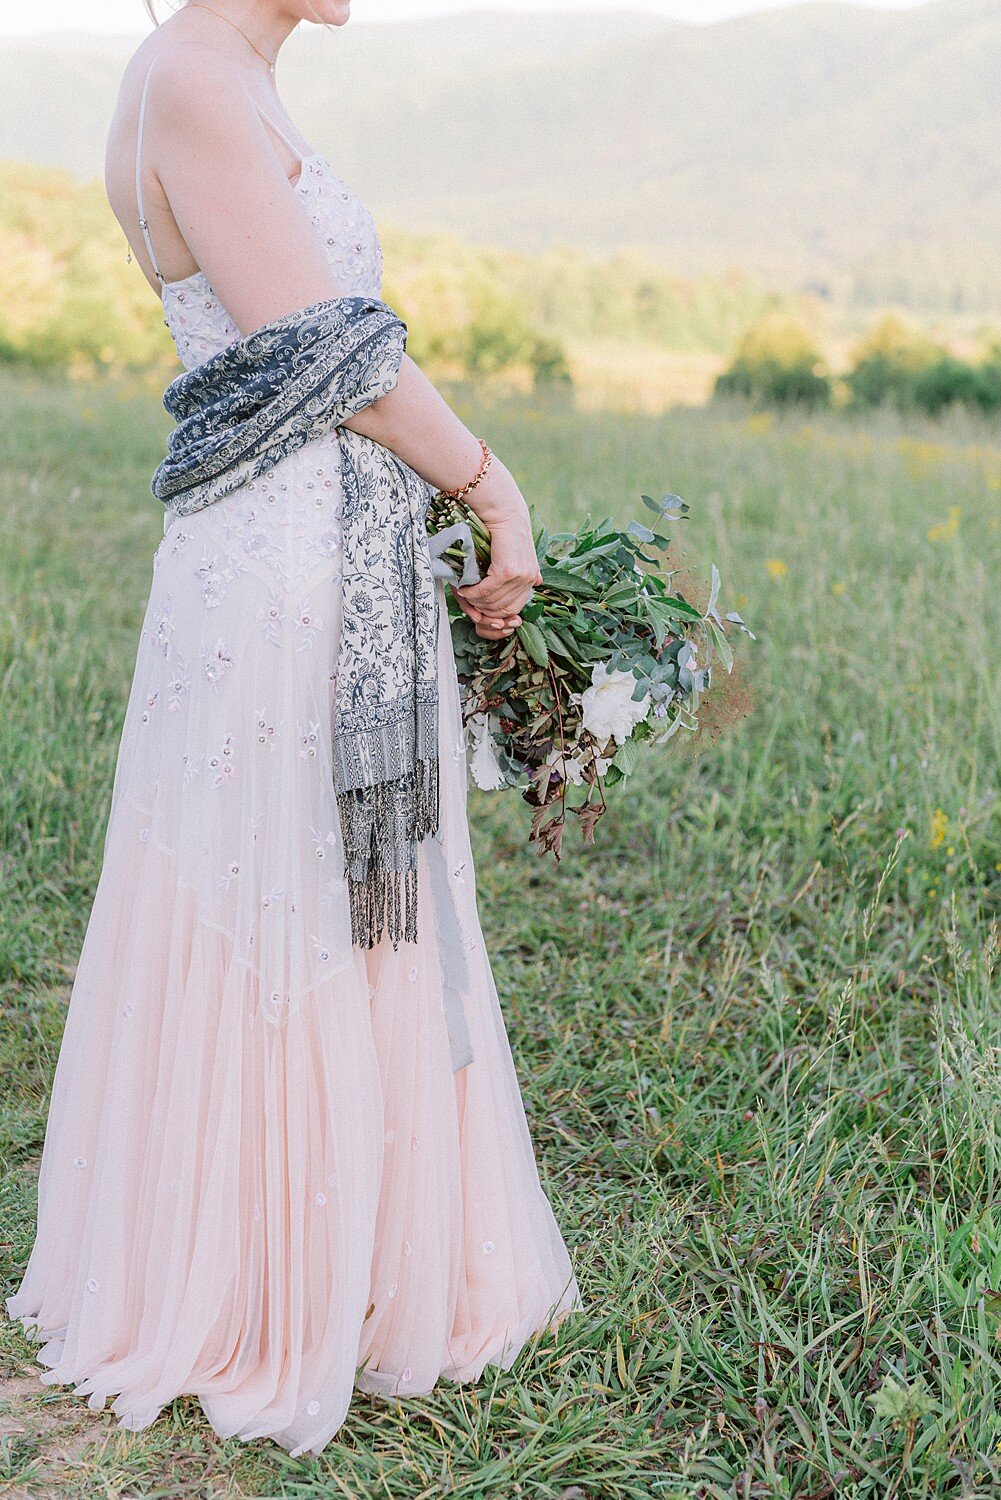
[{"x1": 338, "y1": 755, "x2": 440, "y2": 950}]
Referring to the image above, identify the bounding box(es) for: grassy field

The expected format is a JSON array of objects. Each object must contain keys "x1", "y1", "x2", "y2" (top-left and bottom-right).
[{"x1": 1, "y1": 365, "x2": 999, "y2": 1499}]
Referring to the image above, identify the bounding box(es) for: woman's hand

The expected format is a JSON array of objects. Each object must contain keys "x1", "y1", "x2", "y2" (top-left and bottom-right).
[
  {"x1": 342, "y1": 368, "x2": 541, "y2": 639},
  {"x1": 451, "y1": 464, "x2": 542, "y2": 639}
]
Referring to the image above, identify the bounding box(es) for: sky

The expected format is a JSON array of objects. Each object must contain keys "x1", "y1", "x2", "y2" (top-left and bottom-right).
[{"x1": 0, "y1": 0, "x2": 932, "y2": 38}]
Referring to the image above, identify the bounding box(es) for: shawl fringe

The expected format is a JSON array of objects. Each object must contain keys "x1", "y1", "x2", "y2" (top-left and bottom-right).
[{"x1": 338, "y1": 755, "x2": 440, "y2": 948}]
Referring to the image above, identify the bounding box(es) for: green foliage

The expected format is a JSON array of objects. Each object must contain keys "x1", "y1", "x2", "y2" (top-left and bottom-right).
[
  {"x1": 380, "y1": 229, "x2": 799, "y2": 379},
  {"x1": 846, "y1": 316, "x2": 1001, "y2": 415},
  {"x1": 428, "y1": 487, "x2": 747, "y2": 857},
  {"x1": 716, "y1": 310, "x2": 1001, "y2": 418},
  {"x1": 844, "y1": 313, "x2": 943, "y2": 409},
  {"x1": 0, "y1": 162, "x2": 175, "y2": 376},
  {"x1": 525, "y1": 332, "x2": 574, "y2": 389},
  {"x1": 912, "y1": 349, "x2": 1001, "y2": 416},
  {"x1": 714, "y1": 313, "x2": 832, "y2": 409}
]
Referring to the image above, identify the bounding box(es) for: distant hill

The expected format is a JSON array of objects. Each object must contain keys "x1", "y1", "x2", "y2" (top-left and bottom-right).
[{"x1": 1, "y1": 1, "x2": 998, "y2": 296}]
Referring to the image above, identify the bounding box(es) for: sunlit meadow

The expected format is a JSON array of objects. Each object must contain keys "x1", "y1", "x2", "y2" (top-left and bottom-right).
[{"x1": 1, "y1": 365, "x2": 999, "y2": 1498}]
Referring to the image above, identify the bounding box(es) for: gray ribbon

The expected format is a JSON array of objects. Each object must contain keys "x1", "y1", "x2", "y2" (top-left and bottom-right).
[
  {"x1": 426, "y1": 833, "x2": 474, "y2": 1071},
  {"x1": 423, "y1": 567, "x2": 475, "y2": 1072},
  {"x1": 429, "y1": 524, "x2": 536, "y2": 612},
  {"x1": 428, "y1": 522, "x2": 482, "y2": 589}
]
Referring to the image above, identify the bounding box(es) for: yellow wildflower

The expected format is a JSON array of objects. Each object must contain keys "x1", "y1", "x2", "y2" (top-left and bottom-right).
[
  {"x1": 899, "y1": 437, "x2": 946, "y2": 478},
  {"x1": 831, "y1": 581, "x2": 847, "y2": 597},
  {"x1": 927, "y1": 506, "x2": 961, "y2": 542},
  {"x1": 929, "y1": 808, "x2": 948, "y2": 849},
  {"x1": 745, "y1": 412, "x2": 775, "y2": 436},
  {"x1": 766, "y1": 558, "x2": 788, "y2": 580}
]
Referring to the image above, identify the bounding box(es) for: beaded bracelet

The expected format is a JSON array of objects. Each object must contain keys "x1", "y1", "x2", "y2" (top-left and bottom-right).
[{"x1": 436, "y1": 437, "x2": 493, "y2": 502}]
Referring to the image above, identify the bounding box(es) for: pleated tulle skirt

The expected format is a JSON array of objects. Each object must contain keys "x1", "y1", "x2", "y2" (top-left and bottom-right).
[{"x1": 5, "y1": 455, "x2": 583, "y2": 1456}]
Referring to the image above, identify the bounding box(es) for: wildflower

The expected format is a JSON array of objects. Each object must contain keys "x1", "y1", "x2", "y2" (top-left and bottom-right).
[
  {"x1": 831, "y1": 581, "x2": 847, "y2": 597},
  {"x1": 927, "y1": 506, "x2": 961, "y2": 543},
  {"x1": 765, "y1": 558, "x2": 788, "y2": 580},
  {"x1": 929, "y1": 808, "x2": 948, "y2": 849}
]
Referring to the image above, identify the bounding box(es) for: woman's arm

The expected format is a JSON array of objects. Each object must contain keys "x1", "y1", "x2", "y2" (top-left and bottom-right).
[
  {"x1": 147, "y1": 47, "x2": 540, "y2": 635},
  {"x1": 342, "y1": 356, "x2": 542, "y2": 630}
]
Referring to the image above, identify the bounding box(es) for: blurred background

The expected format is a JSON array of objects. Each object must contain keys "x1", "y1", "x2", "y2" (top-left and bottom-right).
[{"x1": 2, "y1": 0, "x2": 998, "y2": 411}]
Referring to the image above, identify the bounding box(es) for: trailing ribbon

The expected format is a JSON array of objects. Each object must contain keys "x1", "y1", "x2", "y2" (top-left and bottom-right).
[{"x1": 428, "y1": 521, "x2": 482, "y2": 589}]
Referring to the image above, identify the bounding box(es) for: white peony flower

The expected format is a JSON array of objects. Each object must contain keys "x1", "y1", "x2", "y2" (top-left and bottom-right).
[
  {"x1": 467, "y1": 713, "x2": 506, "y2": 791},
  {"x1": 579, "y1": 663, "x2": 650, "y2": 746}
]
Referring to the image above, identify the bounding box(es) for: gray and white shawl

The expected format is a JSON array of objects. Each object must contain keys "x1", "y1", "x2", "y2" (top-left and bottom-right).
[{"x1": 151, "y1": 295, "x2": 440, "y2": 952}]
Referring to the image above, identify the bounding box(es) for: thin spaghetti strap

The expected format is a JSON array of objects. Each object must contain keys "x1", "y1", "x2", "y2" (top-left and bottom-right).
[
  {"x1": 135, "y1": 59, "x2": 164, "y2": 286},
  {"x1": 254, "y1": 103, "x2": 311, "y2": 168}
]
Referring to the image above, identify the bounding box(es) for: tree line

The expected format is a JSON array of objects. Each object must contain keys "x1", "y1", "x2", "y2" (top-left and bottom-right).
[
  {"x1": 715, "y1": 313, "x2": 1001, "y2": 416},
  {"x1": 0, "y1": 160, "x2": 790, "y2": 384}
]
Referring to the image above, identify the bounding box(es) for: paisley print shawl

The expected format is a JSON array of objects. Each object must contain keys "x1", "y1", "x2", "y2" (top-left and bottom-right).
[{"x1": 151, "y1": 295, "x2": 439, "y2": 950}]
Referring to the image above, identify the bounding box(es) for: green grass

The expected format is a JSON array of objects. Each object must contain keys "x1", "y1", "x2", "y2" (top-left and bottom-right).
[{"x1": 1, "y1": 366, "x2": 999, "y2": 1498}]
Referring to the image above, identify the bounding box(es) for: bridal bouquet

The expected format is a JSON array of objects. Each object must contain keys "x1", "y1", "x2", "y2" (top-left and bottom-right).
[{"x1": 427, "y1": 490, "x2": 754, "y2": 856}]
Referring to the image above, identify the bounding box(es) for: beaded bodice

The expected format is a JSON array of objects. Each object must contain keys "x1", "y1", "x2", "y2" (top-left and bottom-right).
[
  {"x1": 155, "y1": 154, "x2": 385, "y2": 599},
  {"x1": 161, "y1": 155, "x2": 383, "y2": 371}
]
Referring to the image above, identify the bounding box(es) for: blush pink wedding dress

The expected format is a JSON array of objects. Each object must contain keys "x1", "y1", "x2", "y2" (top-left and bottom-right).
[{"x1": 4, "y1": 62, "x2": 583, "y2": 1458}]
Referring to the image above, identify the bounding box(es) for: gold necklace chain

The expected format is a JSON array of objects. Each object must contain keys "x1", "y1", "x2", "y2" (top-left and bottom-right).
[{"x1": 187, "y1": 2, "x2": 278, "y2": 73}]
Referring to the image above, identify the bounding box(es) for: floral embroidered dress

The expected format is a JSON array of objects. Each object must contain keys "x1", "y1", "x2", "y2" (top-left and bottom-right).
[{"x1": 4, "y1": 75, "x2": 583, "y2": 1458}]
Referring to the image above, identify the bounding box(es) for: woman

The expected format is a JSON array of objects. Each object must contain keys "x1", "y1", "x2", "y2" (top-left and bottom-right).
[{"x1": 5, "y1": 0, "x2": 583, "y2": 1457}]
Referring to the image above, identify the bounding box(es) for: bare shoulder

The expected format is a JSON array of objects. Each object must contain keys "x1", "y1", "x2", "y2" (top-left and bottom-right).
[
  {"x1": 144, "y1": 40, "x2": 251, "y2": 114},
  {"x1": 109, "y1": 35, "x2": 257, "y2": 148},
  {"x1": 105, "y1": 36, "x2": 252, "y2": 192},
  {"x1": 142, "y1": 41, "x2": 260, "y2": 149}
]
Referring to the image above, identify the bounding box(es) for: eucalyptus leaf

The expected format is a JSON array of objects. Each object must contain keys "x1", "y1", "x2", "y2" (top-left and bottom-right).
[
  {"x1": 667, "y1": 498, "x2": 689, "y2": 520},
  {"x1": 707, "y1": 564, "x2": 722, "y2": 626},
  {"x1": 706, "y1": 618, "x2": 734, "y2": 674},
  {"x1": 570, "y1": 537, "x2": 622, "y2": 564},
  {"x1": 725, "y1": 611, "x2": 757, "y2": 639}
]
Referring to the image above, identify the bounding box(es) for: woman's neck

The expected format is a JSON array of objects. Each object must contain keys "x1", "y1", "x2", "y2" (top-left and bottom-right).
[{"x1": 178, "y1": 0, "x2": 299, "y2": 75}]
